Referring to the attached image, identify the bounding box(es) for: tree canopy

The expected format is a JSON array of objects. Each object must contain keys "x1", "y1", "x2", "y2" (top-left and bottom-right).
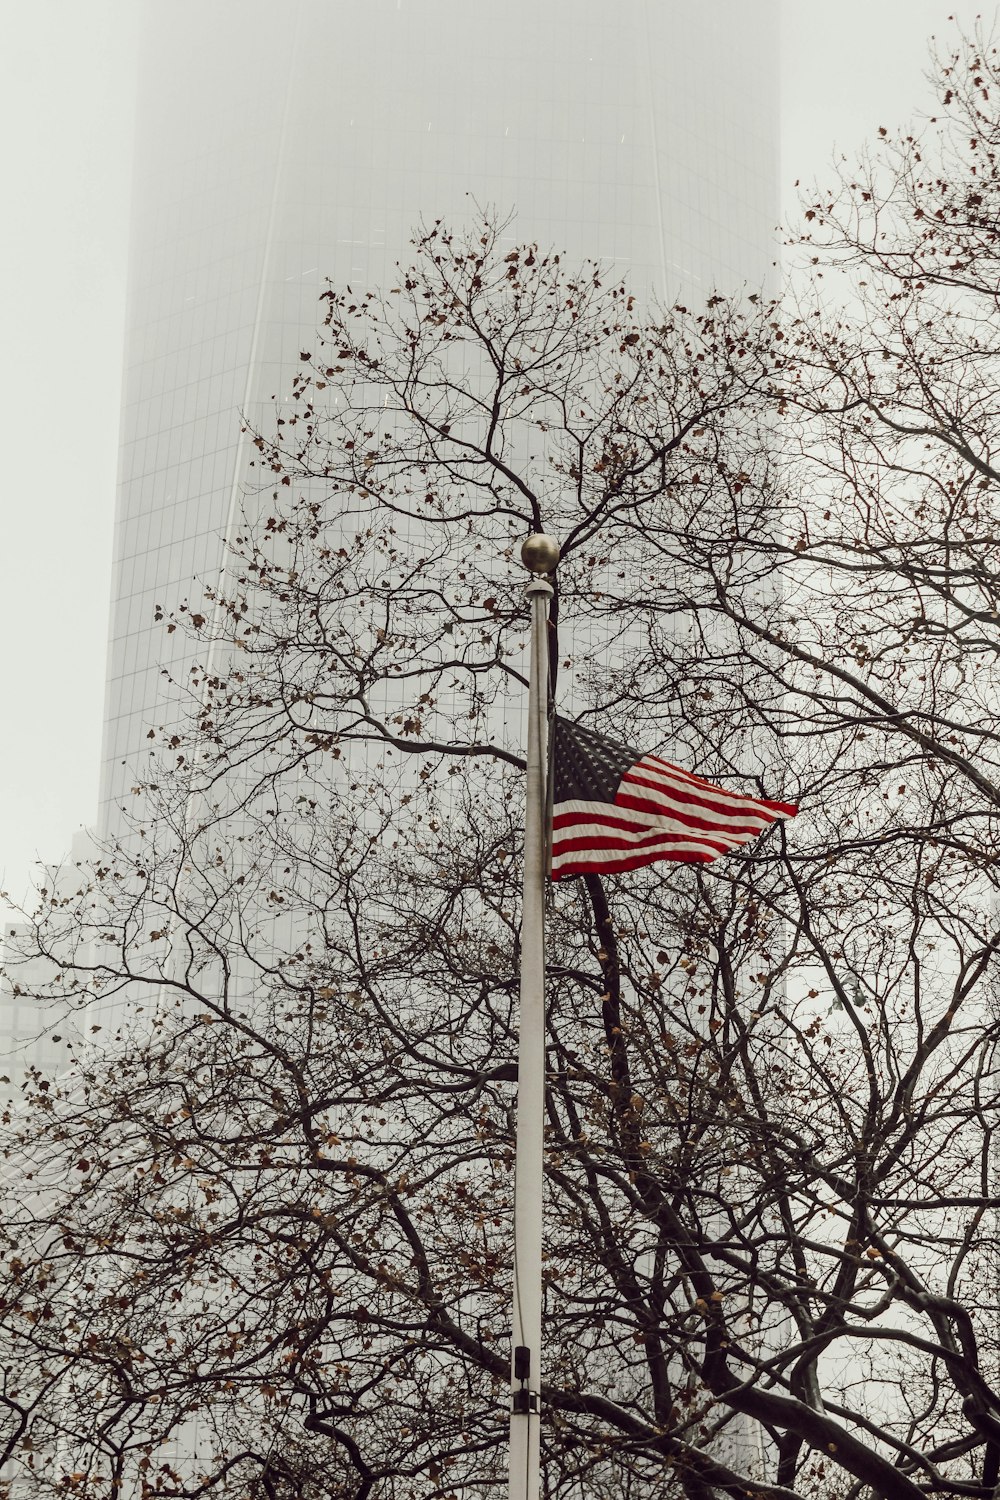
[{"x1": 5, "y1": 29, "x2": 1000, "y2": 1500}]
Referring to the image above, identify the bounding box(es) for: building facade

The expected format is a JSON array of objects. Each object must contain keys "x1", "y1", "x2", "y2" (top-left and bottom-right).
[
  {"x1": 0, "y1": 8, "x2": 785, "y2": 1491},
  {"x1": 99, "y1": 0, "x2": 780, "y2": 828}
]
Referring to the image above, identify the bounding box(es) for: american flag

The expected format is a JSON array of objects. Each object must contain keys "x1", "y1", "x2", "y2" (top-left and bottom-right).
[{"x1": 550, "y1": 715, "x2": 798, "y2": 881}]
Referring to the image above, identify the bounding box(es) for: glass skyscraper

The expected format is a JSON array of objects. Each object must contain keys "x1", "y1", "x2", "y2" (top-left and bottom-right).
[
  {"x1": 0, "y1": 9, "x2": 782, "y2": 1488},
  {"x1": 100, "y1": 0, "x2": 779, "y2": 828}
]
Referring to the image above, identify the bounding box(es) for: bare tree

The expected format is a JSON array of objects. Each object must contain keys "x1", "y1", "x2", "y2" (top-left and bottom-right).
[{"x1": 7, "y1": 30, "x2": 1000, "y2": 1499}]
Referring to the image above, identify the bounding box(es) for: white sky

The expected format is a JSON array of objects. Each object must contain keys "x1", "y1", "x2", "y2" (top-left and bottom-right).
[
  {"x1": 0, "y1": 0, "x2": 135, "y2": 909},
  {"x1": 0, "y1": 0, "x2": 992, "y2": 911}
]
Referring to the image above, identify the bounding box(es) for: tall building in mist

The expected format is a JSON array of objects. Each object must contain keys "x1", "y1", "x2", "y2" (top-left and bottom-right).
[{"x1": 99, "y1": 0, "x2": 780, "y2": 828}]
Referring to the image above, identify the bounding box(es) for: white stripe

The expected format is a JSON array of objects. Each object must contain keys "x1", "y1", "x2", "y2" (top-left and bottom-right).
[
  {"x1": 550, "y1": 839, "x2": 720, "y2": 874},
  {"x1": 552, "y1": 797, "x2": 775, "y2": 841},
  {"x1": 553, "y1": 798, "x2": 650, "y2": 826},
  {"x1": 552, "y1": 829, "x2": 748, "y2": 859},
  {"x1": 550, "y1": 820, "x2": 733, "y2": 861}
]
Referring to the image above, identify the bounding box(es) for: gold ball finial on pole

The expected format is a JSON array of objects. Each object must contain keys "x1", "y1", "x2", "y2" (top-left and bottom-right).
[{"x1": 520, "y1": 533, "x2": 560, "y2": 575}]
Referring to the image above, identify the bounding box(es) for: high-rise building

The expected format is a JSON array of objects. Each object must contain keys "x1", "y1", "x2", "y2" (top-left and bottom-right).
[
  {"x1": 0, "y1": 829, "x2": 98, "y2": 1100},
  {"x1": 99, "y1": 0, "x2": 779, "y2": 829},
  {"x1": 6, "y1": 12, "x2": 785, "y2": 1489}
]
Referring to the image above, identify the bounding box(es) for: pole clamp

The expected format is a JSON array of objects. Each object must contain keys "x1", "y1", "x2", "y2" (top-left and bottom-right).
[{"x1": 511, "y1": 1345, "x2": 539, "y2": 1415}]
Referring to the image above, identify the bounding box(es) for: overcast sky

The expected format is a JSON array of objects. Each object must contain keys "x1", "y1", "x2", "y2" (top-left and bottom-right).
[
  {"x1": 0, "y1": 0, "x2": 135, "y2": 910},
  {"x1": 0, "y1": 0, "x2": 993, "y2": 912}
]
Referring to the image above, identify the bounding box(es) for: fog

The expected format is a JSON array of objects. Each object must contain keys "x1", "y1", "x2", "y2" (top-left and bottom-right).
[{"x1": 0, "y1": 0, "x2": 992, "y2": 913}]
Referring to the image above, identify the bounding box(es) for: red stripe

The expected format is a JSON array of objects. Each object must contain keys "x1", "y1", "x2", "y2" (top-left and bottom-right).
[
  {"x1": 551, "y1": 834, "x2": 731, "y2": 858},
  {"x1": 551, "y1": 846, "x2": 716, "y2": 880},
  {"x1": 553, "y1": 798, "x2": 779, "y2": 835}
]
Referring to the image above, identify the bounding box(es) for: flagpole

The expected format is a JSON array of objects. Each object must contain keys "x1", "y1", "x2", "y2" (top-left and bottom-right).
[{"x1": 509, "y1": 534, "x2": 559, "y2": 1500}]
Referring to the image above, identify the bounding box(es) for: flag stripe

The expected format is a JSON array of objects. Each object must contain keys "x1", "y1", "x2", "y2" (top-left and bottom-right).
[
  {"x1": 552, "y1": 827, "x2": 759, "y2": 858},
  {"x1": 551, "y1": 815, "x2": 785, "y2": 876},
  {"x1": 552, "y1": 847, "x2": 717, "y2": 877},
  {"x1": 623, "y1": 757, "x2": 797, "y2": 818},
  {"x1": 615, "y1": 790, "x2": 786, "y2": 838},
  {"x1": 552, "y1": 799, "x2": 746, "y2": 847}
]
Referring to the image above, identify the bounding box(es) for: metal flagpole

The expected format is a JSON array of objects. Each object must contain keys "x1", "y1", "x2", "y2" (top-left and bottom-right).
[{"x1": 509, "y1": 534, "x2": 559, "y2": 1500}]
